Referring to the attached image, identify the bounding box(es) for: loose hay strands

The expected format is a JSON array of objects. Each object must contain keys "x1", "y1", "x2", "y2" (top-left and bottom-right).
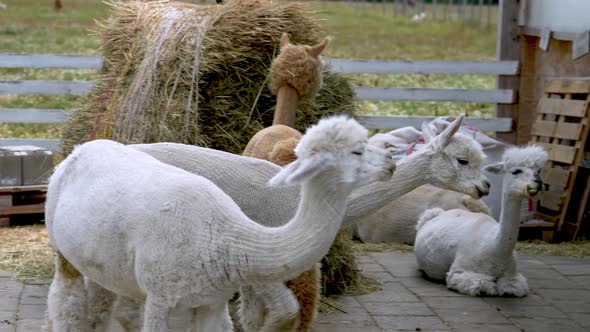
[
  {"x1": 61, "y1": 0, "x2": 356, "y2": 155},
  {"x1": 352, "y1": 241, "x2": 414, "y2": 254},
  {"x1": 320, "y1": 232, "x2": 380, "y2": 297},
  {"x1": 351, "y1": 240, "x2": 590, "y2": 257},
  {"x1": 0, "y1": 225, "x2": 54, "y2": 282},
  {"x1": 516, "y1": 240, "x2": 590, "y2": 258}
]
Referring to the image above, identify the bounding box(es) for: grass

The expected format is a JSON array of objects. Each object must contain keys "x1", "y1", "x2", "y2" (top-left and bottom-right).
[{"x1": 0, "y1": 0, "x2": 498, "y2": 140}]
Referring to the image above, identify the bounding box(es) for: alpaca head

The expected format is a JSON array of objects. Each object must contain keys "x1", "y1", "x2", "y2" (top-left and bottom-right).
[
  {"x1": 269, "y1": 33, "x2": 329, "y2": 101},
  {"x1": 483, "y1": 145, "x2": 548, "y2": 198},
  {"x1": 417, "y1": 114, "x2": 491, "y2": 199},
  {"x1": 269, "y1": 116, "x2": 395, "y2": 187}
]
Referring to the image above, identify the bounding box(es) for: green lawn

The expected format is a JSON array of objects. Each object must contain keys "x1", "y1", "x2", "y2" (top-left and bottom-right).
[{"x1": 0, "y1": 0, "x2": 498, "y2": 139}]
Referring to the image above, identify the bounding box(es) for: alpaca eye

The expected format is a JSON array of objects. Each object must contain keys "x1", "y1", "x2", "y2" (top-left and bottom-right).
[
  {"x1": 512, "y1": 169, "x2": 522, "y2": 175},
  {"x1": 457, "y1": 158, "x2": 469, "y2": 165},
  {"x1": 352, "y1": 151, "x2": 363, "y2": 156}
]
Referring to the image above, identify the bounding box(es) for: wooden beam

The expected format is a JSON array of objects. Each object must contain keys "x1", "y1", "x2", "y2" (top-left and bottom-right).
[
  {"x1": 354, "y1": 87, "x2": 515, "y2": 104},
  {"x1": 360, "y1": 115, "x2": 513, "y2": 132},
  {"x1": 0, "y1": 109, "x2": 72, "y2": 123},
  {"x1": 0, "y1": 80, "x2": 93, "y2": 95},
  {"x1": 325, "y1": 59, "x2": 520, "y2": 75},
  {"x1": 0, "y1": 111, "x2": 514, "y2": 132},
  {"x1": 0, "y1": 54, "x2": 522, "y2": 76},
  {"x1": 0, "y1": 203, "x2": 44, "y2": 216},
  {"x1": 0, "y1": 185, "x2": 47, "y2": 193},
  {"x1": 0, "y1": 54, "x2": 102, "y2": 69},
  {"x1": 495, "y1": 0, "x2": 521, "y2": 144}
]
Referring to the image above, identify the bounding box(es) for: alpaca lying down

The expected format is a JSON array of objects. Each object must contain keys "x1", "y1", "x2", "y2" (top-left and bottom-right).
[
  {"x1": 414, "y1": 145, "x2": 548, "y2": 297},
  {"x1": 353, "y1": 116, "x2": 498, "y2": 244},
  {"x1": 353, "y1": 184, "x2": 490, "y2": 244}
]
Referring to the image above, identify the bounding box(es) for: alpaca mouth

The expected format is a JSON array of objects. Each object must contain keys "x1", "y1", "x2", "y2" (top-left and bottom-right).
[
  {"x1": 379, "y1": 166, "x2": 396, "y2": 181},
  {"x1": 527, "y1": 188, "x2": 539, "y2": 197},
  {"x1": 475, "y1": 186, "x2": 488, "y2": 198}
]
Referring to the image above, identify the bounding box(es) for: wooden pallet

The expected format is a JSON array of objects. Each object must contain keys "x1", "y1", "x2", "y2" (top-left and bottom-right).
[
  {"x1": 0, "y1": 185, "x2": 47, "y2": 227},
  {"x1": 530, "y1": 79, "x2": 590, "y2": 240}
]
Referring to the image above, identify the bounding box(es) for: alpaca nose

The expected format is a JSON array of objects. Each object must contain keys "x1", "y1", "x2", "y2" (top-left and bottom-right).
[
  {"x1": 484, "y1": 180, "x2": 491, "y2": 189},
  {"x1": 534, "y1": 174, "x2": 543, "y2": 191},
  {"x1": 389, "y1": 162, "x2": 397, "y2": 174}
]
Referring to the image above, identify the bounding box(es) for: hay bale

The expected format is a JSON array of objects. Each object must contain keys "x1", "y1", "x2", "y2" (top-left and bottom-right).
[
  {"x1": 61, "y1": 0, "x2": 356, "y2": 155},
  {"x1": 320, "y1": 232, "x2": 362, "y2": 296}
]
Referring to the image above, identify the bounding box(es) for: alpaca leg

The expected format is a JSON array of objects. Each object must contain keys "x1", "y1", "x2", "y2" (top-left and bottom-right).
[
  {"x1": 86, "y1": 279, "x2": 116, "y2": 331},
  {"x1": 446, "y1": 270, "x2": 498, "y2": 296},
  {"x1": 45, "y1": 252, "x2": 90, "y2": 331},
  {"x1": 114, "y1": 296, "x2": 143, "y2": 332},
  {"x1": 497, "y1": 273, "x2": 528, "y2": 297},
  {"x1": 142, "y1": 297, "x2": 169, "y2": 332},
  {"x1": 285, "y1": 264, "x2": 321, "y2": 331},
  {"x1": 254, "y1": 282, "x2": 300, "y2": 332},
  {"x1": 238, "y1": 286, "x2": 266, "y2": 332},
  {"x1": 193, "y1": 303, "x2": 233, "y2": 332}
]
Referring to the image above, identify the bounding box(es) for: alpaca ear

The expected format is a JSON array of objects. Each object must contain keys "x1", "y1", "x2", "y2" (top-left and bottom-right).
[
  {"x1": 307, "y1": 36, "x2": 330, "y2": 57},
  {"x1": 430, "y1": 113, "x2": 464, "y2": 150},
  {"x1": 268, "y1": 154, "x2": 330, "y2": 187},
  {"x1": 421, "y1": 121, "x2": 437, "y2": 143},
  {"x1": 280, "y1": 33, "x2": 291, "y2": 48},
  {"x1": 483, "y1": 162, "x2": 505, "y2": 174}
]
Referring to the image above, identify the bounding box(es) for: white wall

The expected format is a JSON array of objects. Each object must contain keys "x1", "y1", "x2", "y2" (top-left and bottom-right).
[{"x1": 526, "y1": 0, "x2": 590, "y2": 33}]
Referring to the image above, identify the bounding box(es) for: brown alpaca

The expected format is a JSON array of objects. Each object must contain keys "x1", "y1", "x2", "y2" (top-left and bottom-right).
[
  {"x1": 54, "y1": 0, "x2": 63, "y2": 11},
  {"x1": 242, "y1": 33, "x2": 328, "y2": 331},
  {"x1": 243, "y1": 33, "x2": 327, "y2": 165}
]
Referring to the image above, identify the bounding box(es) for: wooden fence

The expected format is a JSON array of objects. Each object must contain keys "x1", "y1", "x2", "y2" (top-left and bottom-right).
[
  {"x1": 327, "y1": 0, "x2": 497, "y2": 27},
  {"x1": 0, "y1": 53, "x2": 517, "y2": 152}
]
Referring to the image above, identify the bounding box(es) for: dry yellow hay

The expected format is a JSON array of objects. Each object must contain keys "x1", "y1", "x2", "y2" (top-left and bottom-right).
[{"x1": 0, "y1": 225, "x2": 54, "y2": 282}]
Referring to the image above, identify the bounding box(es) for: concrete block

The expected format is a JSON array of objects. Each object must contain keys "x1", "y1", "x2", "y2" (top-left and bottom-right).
[
  {"x1": 0, "y1": 150, "x2": 21, "y2": 186},
  {"x1": 0, "y1": 146, "x2": 54, "y2": 186}
]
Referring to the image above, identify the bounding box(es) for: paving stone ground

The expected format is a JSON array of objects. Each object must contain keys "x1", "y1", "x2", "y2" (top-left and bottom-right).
[{"x1": 1, "y1": 253, "x2": 589, "y2": 331}]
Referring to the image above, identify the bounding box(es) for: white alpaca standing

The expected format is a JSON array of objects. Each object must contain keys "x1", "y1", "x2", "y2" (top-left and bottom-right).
[
  {"x1": 44, "y1": 116, "x2": 395, "y2": 331},
  {"x1": 414, "y1": 145, "x2": 548, "y2": 297},
  {"x1": 79, "y1": 114, "x2": 493, "y2": 331}
]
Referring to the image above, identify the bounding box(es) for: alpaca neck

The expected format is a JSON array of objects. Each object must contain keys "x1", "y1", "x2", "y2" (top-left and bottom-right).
[
  {"x1": 344, "y1": 152, "x2": 430, "y2": 222},
  {"x1": 495, "y1": 184, "x2": 522, "y2": 257},
  {"x1": 272, "y1": 85, "x2": 300, "y2": 127},
  {"x1": 235, "y1": 173, "x2": 351, "y2": 282}
]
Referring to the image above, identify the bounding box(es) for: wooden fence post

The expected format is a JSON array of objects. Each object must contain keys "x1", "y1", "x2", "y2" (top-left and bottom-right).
[
  {"x1": 479, "y1": 0, "x2": 484, "y2": 28},
  {"x1": 445, "y1": 0, "x2": 453, "y2": 21},
  {"x1": 495, "y1": 0, "x2": 520, "y2": 144},
  {"x1": 432, "y1": 0, "x2": 437, "y2": 20},
  {"x1": 487, "y1": 0, "x2": 492, "y2": 27},
  {"x1": 403, "y1": 0, "x2": 408, "y2": 16},
  {"x1": 461, "y1": 0, "x2": 466, "y2": 24}
]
